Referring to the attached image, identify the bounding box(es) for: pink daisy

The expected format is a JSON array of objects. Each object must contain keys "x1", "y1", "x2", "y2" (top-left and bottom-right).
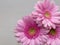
[
  {"x1": 14, "y1": 15, "x2": 49, "y2": 45},
  {"x1": 46, "y1": 26, "x2": 60, "y2": 45},
  {"x1": 32, "y1": 0, "x2": 60, "y2": 29}
]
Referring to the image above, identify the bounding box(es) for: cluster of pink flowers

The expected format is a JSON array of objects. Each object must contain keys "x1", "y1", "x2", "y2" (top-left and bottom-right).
[{"x1": 14, "y1": 0, "x2": 60, "y2": 45}]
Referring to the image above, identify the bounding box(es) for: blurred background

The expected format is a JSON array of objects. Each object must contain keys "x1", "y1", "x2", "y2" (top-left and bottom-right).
[{"x1": 0, "y1": 0, "x2": 60, "y2": 45}]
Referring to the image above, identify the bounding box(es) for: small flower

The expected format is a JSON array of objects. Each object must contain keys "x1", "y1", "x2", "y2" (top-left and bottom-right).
[
  {"x1": 32, "y1": 0, "x2": 60, "y2": 29},
  {"x1": 47, "y1": 26, "x2": 60, "y2": 45},
  {"x1": 14, "y1": 15, "x2": 48, "y2": 45}
]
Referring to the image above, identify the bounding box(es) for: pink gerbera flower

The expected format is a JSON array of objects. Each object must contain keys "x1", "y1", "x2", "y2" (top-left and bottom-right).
[
  {"x1": 14, "y1": 15, "x2": 49, "y2": 45},
  {"x1": 32, "y1": 0, "x2": 60, "y2": 29},
  {"x1": 46, "y1": 26, "x2": 60, "y2": 45}
]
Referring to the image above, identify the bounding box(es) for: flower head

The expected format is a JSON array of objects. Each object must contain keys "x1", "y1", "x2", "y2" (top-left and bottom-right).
[
  {"x1": 32, "y1": 0, "x2": 60, "y2": 29},
  {"x1": 15, "y1": 15, "x2": 48, "y2": 45},
  {"x1": 47, "y1": 26, "x2": 60, "y2": 45}
]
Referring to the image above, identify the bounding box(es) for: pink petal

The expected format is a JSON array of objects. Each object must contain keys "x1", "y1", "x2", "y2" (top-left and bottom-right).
[
  {"x1": 15, "y1": 32, "x2": 24, "y2": 37},
  {"x1": 16, "y1": 38, "x2": 20, "y2": 42},
  {"x1": 42, "y1": 19, "x2": 51, "y2": 29},
  {"x1": 21, "y1": 37, "x2": 27, "y2": 42},
  {"x1": 43, "y1": 0, "x2": 50, "y2": 9},
  {"x1": 23, "y1": 15, "x2": 35, "y2": 26},
  {"x1": 26, "y1": 39, "x2": 30, "y2": 45},
  {"x1": 32, "y1": 11, "x2": 39, "y2": 16},
  {"x1": 49, "y1": 1, "x2": 59, "y2": 12},
  {"x1": 52, "y1": 12, "x2": 60, "y2": 16},
  {"x1": 51, "y1": 41, "x2": 56, "y2": 45},
  {"x1": 36, "y1": 17, "x2": 43, "y2": 26},
  {"x1": 48, "y1": 0, "x2": 55, "y2": 10},
  {"x1": 47, "y1": 20, "x2": 56, "y2": 29},
  {"x1": 52, "y1": 6, "x2": 59, "y2": 12},
  {"x1": 17, "y1": 20, "x2": 25, "y2": 28},
  {"x1": 40, "y1": 28, "x2": 49, "y2": 34},
  {"x1": 41, "y1": 35, "x2": 48, "y2": 42},
  {"x1": 55, "y1": 38, "x2": 60, "y2": 45},
  {"x1": 29, "y1": 39, "x2": 35, "y2": 45},
  {"x1": 34, "y1": 1, "x2": 43, "y2": 11},
  {"x1": 22, "y1": 39, "x2": 30, "y2": 45},
  {"x1": 53, "y1": 17, "x2": 60, "y2": 20},
  {"x1": 15, "y1": 20, "x2": 25, "y2": 32},
  {"x1": 51, "y1": 17, "x2": 60, "y2": 24},
  {"x1": 15, "y1": 26, "x2": 24, "y2": 32},
  {"x1": 16, "y1": 33, "x2": 25, "y2": 41},
  {"x1": 42, "y1": 18, "x2": 56, "y2": 29},
  {"x1": 42, "y1": 19, "x2": 47, "y2": 26},
  {"x1": 35, "y1": 38, "x2": 40, "y2": 45}
]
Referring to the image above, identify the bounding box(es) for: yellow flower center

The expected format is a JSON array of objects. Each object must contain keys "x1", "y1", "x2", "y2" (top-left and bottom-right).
[
  {"x1": 49, "y1": 28, "x2": 56, "y2": 35},
  {"x1": 28, "y1": 28, "x2": 36, "y2": 36},
  {"x1": 45, "y1": 11, "x2": 51, "y2": 18}
]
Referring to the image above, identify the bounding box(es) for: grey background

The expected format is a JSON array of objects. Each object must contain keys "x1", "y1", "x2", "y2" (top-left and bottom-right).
[{"x1": 0, "y1": 0, "x2": 60, "y2": 45}]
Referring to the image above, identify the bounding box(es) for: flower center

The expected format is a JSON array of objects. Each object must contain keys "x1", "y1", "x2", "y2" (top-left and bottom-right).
[
  {"x1": 49, "y1": 28, "x2": 56, "y2": 36},
  {"x1": 28, "y1": 28, "x2": 36, "y2": 36},
  {"x1": 44, "y1": 11, "x2": 51, "y2": 19},
  {"x1": 25, "y1": 27, "x2": 39, "y2": 39}
]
